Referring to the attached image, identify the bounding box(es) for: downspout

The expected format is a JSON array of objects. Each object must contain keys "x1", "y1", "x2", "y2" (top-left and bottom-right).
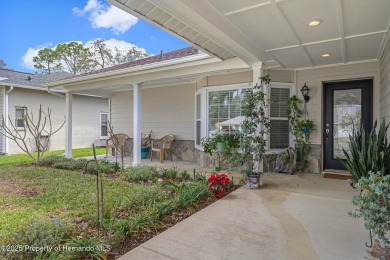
[{"x1": 4, "y1": 85, "x2": 14, "y2": 154}]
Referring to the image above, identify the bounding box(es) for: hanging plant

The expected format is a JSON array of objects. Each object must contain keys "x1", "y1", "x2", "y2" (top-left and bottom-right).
[
  {"x1": 287, "y1": 95, "x2": 315, "y2": 171},
  {"x1": 300, "y1": 119, "x2": 315, "y2": 134}
]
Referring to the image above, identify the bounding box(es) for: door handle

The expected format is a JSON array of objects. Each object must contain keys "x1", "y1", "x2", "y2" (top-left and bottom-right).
[{"x1": 325, "y1": 123, "x2": 330, "y2": 139}]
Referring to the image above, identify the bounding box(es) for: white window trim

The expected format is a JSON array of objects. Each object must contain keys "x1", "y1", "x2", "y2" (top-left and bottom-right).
[
  {"x1": 195, "y1": 82, "x2": 295, "y2": 152},
  {"x1": 100, "y1": 112, "x2": 109, "y2": 139},
  {"x1": 15, "y1": 106, "x2": 26, "y2": 131},
  {"x1": 267, "y1": 82, "x2": 295, "y2": 152},
  {"x1": 195, "y1": 83, "x2": 251, "y2": 151}
]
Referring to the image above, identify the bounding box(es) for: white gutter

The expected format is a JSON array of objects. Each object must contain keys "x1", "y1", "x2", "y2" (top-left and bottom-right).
[
  {"x1": 3, "y1": 85, "x2": 14, "y2": 154},
  {"x1": 1, "y1": 82, "x2": 54, "y2": 92},
  {"x1": 46, "y1": 87, "x2": 65, "y2": 98}
]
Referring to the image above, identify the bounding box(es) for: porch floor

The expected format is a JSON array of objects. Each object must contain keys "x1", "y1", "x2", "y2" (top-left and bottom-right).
[
  {"x1": 116, "y1": 171, "x2": 367, "y2": 260},
  {"x1": 99, "y1": 154, "x2": 215, "y2": 174}
]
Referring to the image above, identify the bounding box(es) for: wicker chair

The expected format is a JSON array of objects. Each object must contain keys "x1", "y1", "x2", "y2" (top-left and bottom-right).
[
  {"x1": 150, "y1": 135, "x2": 175, "y2": 163},
  {"x1": 106, "y1": 133, "x2": 129, "y2": 157}
]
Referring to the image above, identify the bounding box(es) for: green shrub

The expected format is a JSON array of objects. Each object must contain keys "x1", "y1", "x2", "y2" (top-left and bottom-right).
[
  {"x1": 350, "y1": 172, "x2": 390, "y2": 248},
  {"x1": 53, "y1": 159, "x2": 88, "y2": 171},
  {"x1": 39, "y1": 155, "x2": 70, "y2": 167},
  {"x1": 342, "y1": 120, "x2": 390, "y2": 182},
  {"x1": 172, "y1": 182, "x2": 211, "y2": 209},
  {"x1": 121, "y1": 166, "x2": 159, "y2": 182},
  {"x1": 118, "y1": 185, "x2": 169, "y2": 212},
  {"x1": 180, "y1": 170, "x2": 191, "y2": 180},
  {"x1": 161, "y1": 166, "x2": 179, "y2": 179},
  {"x1": 0, "y1": 218, "x2": 73, "y2": 260},
  {"x1": 104, "y1": 179, "x2": 211, "y2": 244},
  {"x1": 58, "y1": 237, "x2": 107, "y2": 260},
  {"x1": 83, "y1": 159, "x2": 118, "y2": 174}
]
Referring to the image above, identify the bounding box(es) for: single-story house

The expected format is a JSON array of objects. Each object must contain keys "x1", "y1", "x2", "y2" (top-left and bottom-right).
[
  {"x1": 45, "y1": 0, "x2": 390, "y2": 173},
  {"x1": 0, "y1": 69, "x2": 109, "y2": 155}
]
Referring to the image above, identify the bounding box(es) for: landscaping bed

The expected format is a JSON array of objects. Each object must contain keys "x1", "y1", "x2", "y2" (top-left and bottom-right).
[{"x1": 0, "y1": 157, "x2": 238, "y2": 259}]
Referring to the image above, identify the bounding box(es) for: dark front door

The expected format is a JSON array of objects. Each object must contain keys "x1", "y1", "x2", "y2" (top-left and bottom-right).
[{"x1": 323, "y1": 79, "x2": 373, "y2": 170}]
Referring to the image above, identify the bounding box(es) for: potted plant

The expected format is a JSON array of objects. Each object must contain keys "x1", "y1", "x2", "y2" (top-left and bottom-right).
[
  {"x1": 231, "y1": 75, "x2": 271, "y2": 188},
  {"x1": 201, "y1": 132, "x2": 239, "y2": 155},
  {"x1": 141, "y1": 130, "x2": 152, "y2": 159},
  {"x1": 300, "y1": 119, "x2": 315, "y2": 134}
]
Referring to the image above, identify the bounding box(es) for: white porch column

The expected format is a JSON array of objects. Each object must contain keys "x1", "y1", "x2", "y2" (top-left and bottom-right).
[
  {"x1": 132, "y1": 83, "x2": 143, "y2": 166},
  {"x1": 252, "y1": 63, "x2": 263, "y2": 173},
  {"x1": 64, "y1": 92, "x2": 73, "y2": 158}
]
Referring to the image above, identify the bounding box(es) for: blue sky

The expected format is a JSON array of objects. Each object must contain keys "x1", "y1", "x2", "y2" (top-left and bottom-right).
[{"x1": 0, "y1": 0, "x2": 189, "y2": 73}]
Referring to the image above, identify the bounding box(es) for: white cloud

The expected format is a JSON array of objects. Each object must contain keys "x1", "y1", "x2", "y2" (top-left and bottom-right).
[
  {"x1": 21, "y1": 43, "x2": 52, "y2": 70},
  {"x1": 73, "y1": 0, "x2": 138, "y2": 34},
  {"x1": 86, "y1": 38, "x2": 147, "y2": 54}
]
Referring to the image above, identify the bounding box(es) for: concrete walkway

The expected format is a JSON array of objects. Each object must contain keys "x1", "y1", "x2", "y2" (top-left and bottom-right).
[{"x1": 118, "y1": 173, "x2": 369, "y2": 260}]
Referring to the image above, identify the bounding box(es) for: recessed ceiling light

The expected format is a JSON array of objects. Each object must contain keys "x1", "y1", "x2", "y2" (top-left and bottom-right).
[
  {"x1": 308, "y1": 19, "x2": 322, "y2": 27},
  {"x1": 322, "y1": 53, "x2": 332, "y2": 57}
]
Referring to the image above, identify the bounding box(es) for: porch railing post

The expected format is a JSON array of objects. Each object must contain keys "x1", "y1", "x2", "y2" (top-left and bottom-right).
[
  {"x1": 64, "y1": 92, "x2": 73, "y2": 158},
  {"x1": 132, "y1": 82, "x2": 143, "y2": 166}
]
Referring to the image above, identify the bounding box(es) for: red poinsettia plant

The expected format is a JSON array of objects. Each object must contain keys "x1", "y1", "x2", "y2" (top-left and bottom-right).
[{"x1": 208, "y1": 173, "x2": 230, "y2": 198}]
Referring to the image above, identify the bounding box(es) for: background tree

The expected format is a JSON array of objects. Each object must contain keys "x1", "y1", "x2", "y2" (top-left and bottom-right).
[
  {"x1": 112, "y1": 46, "x2": 148, "y2": 65},
  {"x1": 88, "y1": 39, "x2": 113, "y2": 69},
  {"x1": 33, "y1": 48, "x2": 62, "y2": 74},
  {"x1": 32, "y1": 40, "x2": 149, "y2": 75},
  {"x1": 55, "y1": 42, "x2": 97, "y2": 75},
  {"x1": 0, "y1": 59, "x2": 7, "y2": 69}
]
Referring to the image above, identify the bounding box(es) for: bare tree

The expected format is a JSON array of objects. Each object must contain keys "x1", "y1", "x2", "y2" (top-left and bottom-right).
[
  {"x1": 107, "y1": 123, "x2": 125, "y2": 172},
  {"x1": 1, "y1": 105, "x2": 66, "y2": 164}
]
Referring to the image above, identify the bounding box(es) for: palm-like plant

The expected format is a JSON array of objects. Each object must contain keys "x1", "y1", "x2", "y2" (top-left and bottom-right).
[{"x1": 342, "y1": 120, "x2": 390, "y2": 183}]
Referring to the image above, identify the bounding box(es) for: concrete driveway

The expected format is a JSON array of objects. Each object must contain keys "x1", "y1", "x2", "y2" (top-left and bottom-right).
[{"x1": 119, "y1": 173, "x2": 369, "y2": 260}]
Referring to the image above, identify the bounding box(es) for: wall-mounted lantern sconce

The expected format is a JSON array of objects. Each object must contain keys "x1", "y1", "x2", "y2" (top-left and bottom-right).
[{"x1": 301, "y1": 83, "x2": 310, "y2": 103}]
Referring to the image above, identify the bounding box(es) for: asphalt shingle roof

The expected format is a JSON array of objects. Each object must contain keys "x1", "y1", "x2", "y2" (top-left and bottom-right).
[
  {"x1": 0, "y1": 47, "x2": 200, "y2": 87},
  {"x1": 0, "y1": 69, "x2": 71, "y2": 88},
  {"x1": 72, "y1": 47, "x2": 199, "y2": 78}
]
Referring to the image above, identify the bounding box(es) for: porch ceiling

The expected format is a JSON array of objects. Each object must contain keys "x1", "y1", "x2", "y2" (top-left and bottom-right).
[{"x1": 108, "y1": 0, "x2": 390, "y2": 69}]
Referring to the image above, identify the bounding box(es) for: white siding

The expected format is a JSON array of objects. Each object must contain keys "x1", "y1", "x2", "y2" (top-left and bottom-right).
[
  {"x1": 111, "y1": 84, "x2": 196, "y2": 140},
  {"x1": 0, "y1": 87, "x2": 4, "y2": 153},
  {"x1": 380, "y1": 39, "x2": 390, "y2": 138},
  {"x1": 7, "y1": 88, "x2": 108, "y2": 154}
]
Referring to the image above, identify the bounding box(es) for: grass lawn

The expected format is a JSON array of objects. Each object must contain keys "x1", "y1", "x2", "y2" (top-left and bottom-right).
[
  {"x1": 0, "y1": 147, "x2": 106, "y2": 166},
  {"x1": 0, "y1": 164, "x2": 212, "y2": 259}
]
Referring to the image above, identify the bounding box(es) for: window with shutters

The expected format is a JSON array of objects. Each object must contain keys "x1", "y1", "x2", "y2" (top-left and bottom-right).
[
  {"x1": 269, "y1": 86, "x2": 291, "y2": 149},
  {"x1": 15, "y1": 107, "x2": 26, "y2": 129},
  {"x1": 195, "y1": 83, "x2": 293, "y2": 151},
  {"x1": 195, "y1": 93, "x2": 201, "y2": 146}
]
